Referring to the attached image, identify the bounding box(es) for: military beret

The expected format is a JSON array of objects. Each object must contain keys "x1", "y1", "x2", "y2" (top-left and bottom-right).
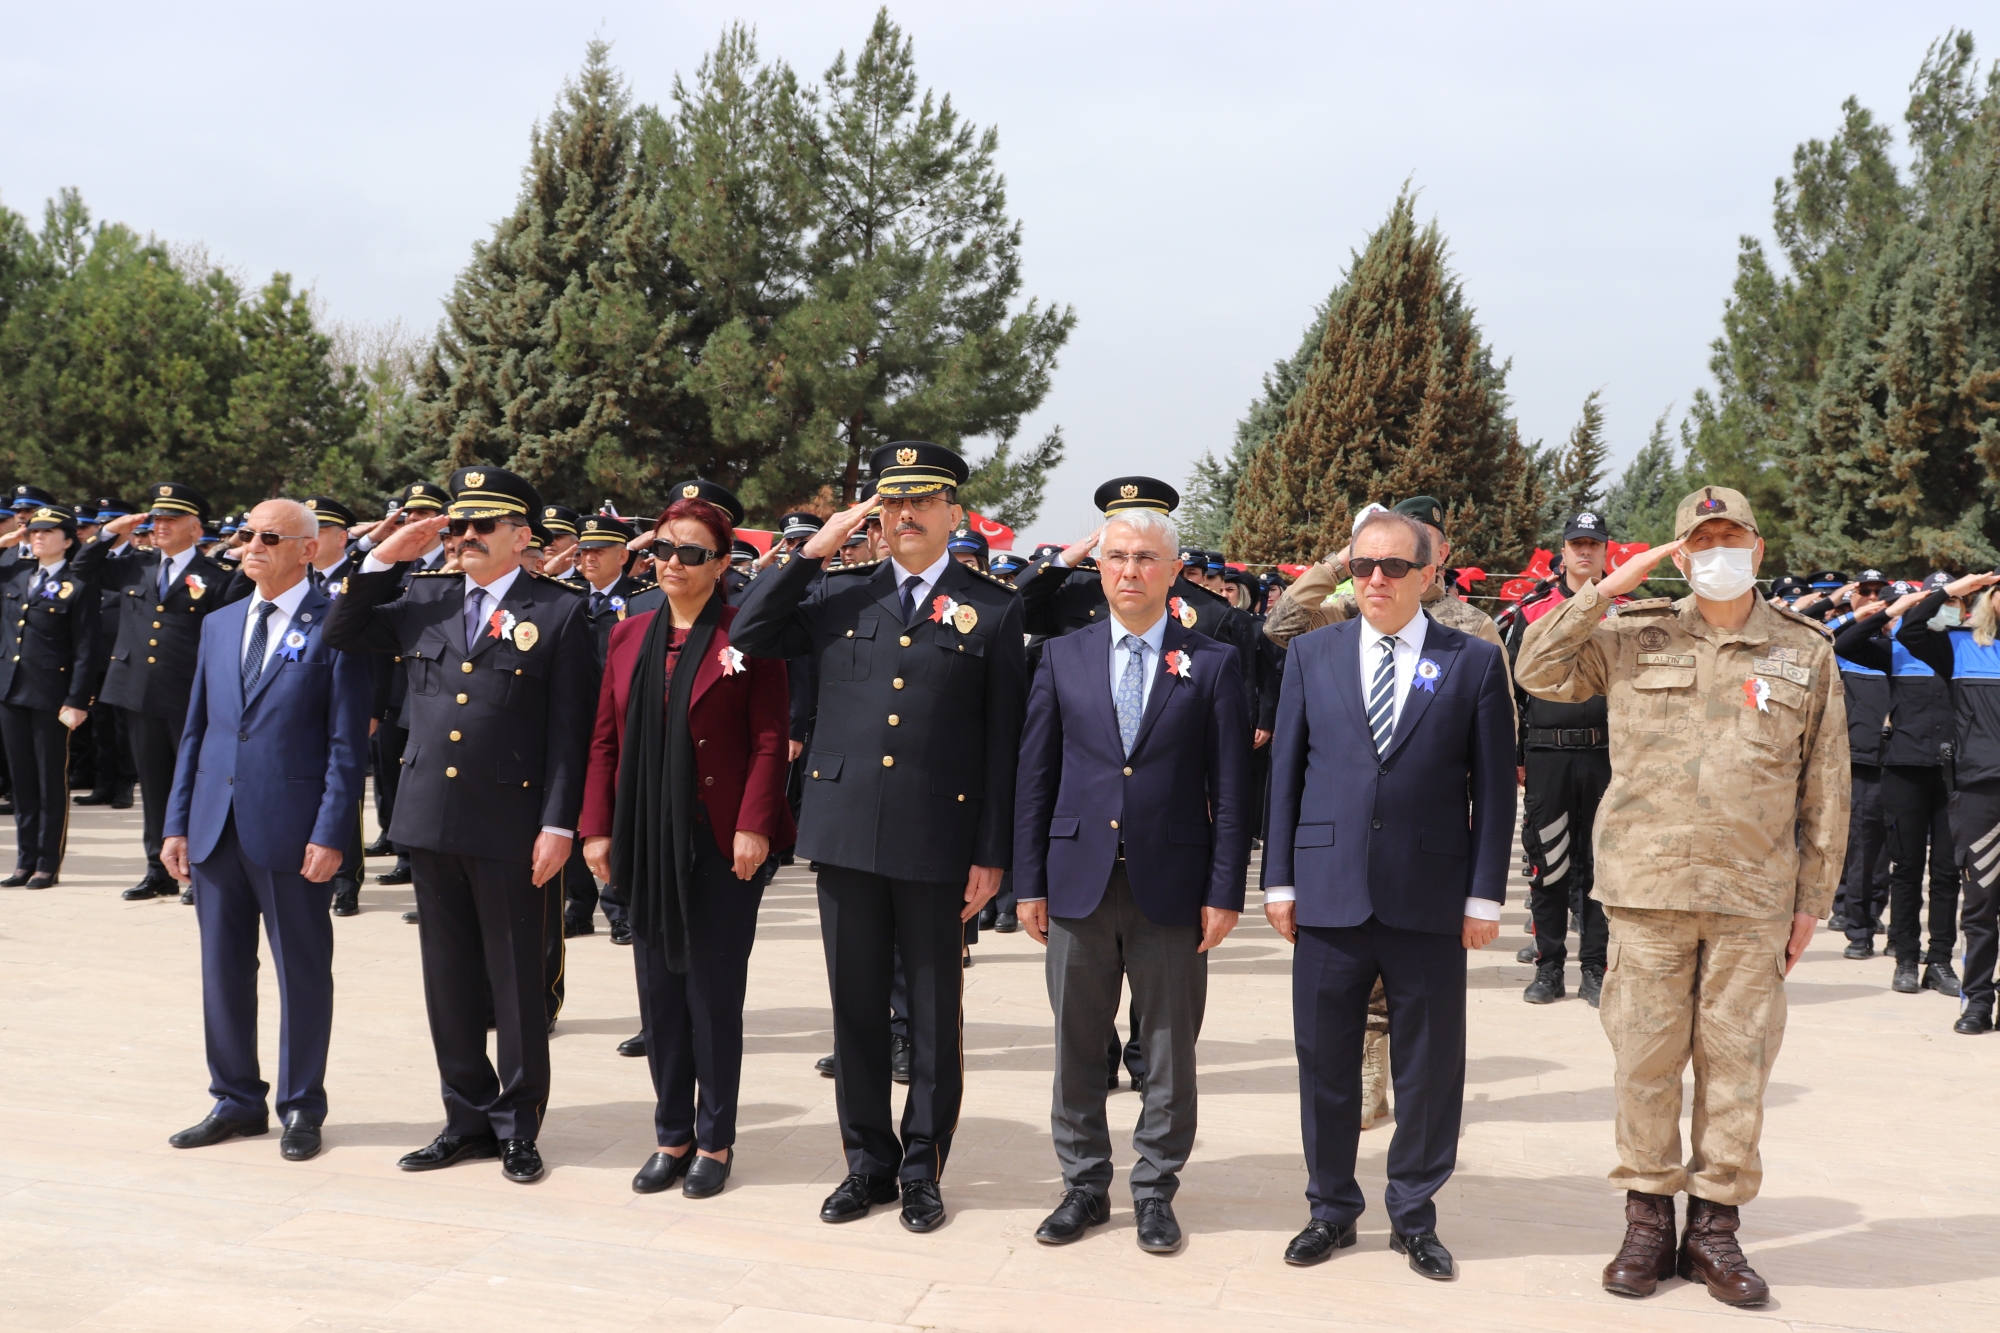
[{"x1": 1392, "y1": 496, "x2": 1445, "y2": 528}]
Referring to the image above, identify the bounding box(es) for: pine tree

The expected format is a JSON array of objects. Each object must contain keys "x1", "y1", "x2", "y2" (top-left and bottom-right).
[
  {"x1": 1227, "y1": 194, "x2": 1542, "y2": 569},
  {"x1": 1600, "y1": 410, "x2": 1688, "y2": 547},
  {"x1": 215, "y1": 274, "x2": 364, "y2": 501},
  {"x1": 1541, "y1": 389, "x2": 1609, "y2": 540}
]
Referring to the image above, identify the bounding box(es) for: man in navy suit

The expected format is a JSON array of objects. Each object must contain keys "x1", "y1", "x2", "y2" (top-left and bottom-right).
[
  {"x1": 1263, "y1": 508, "x2": 1516, "y2": 1280},
  {"x1": 161, "y1": 499, "x2": 372, "y2": 1162},
  {"x1": 1015, "y1": 480, "x2": 1253, "y2": 1256}
]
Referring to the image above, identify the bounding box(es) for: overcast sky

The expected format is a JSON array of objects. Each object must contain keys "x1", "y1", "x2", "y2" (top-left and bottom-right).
[{"x1": 0, "y1": 2, "x2": 1983, "y2": 548}]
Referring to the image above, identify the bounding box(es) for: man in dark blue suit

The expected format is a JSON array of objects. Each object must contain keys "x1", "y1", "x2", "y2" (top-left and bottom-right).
[
  {"x1": 161, "y1": 499, "x2": 372, "y2": 1162},
  {"x1": 1264, "y1": 508, "x2": 1516, "y2": 1280},
  {"x1": 1015, "y1": 481, "x2": 1253, "y2": 1256}
]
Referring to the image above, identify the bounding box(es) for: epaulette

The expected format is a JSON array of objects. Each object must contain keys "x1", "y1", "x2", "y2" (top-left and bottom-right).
[
  {"x1": 532, "y1": 571, "x2": 586, "y2": 592},
  {"x1": 967, "y1": 567, "x2": 1020, "y2": 592},
  {"x1": 1772, "y1": 600, "x2": 1835, "y2": 636},
  {"x1": 410, "y1": 568, "x2": 457, "y2": 578},
  {"x1": 826, "y1": 558, "x2": 882, "y2": 576},
  {"x1": 1610, "y1": 597, "x2": 1676, "y2": 615},
  {"x1": 625, "y1": 578, "x2": 658, "y2": 594}
]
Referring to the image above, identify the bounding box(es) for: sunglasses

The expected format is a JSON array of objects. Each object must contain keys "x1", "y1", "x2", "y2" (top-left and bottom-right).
[
  {"x1": 239, "y1": 530, "x2": 309, "y2": 547},
  {"x1": 1349, "y1": 556, "x2": 1423, "y2": 579},
  {"x1": 447, "y1": 517, "x2": 508, "y2": 536},
  {"x1": 651, "y1": 541, "x2": 722, "y2": 566}
]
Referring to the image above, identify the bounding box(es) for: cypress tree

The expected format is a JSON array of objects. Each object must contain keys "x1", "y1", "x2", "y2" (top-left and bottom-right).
[
  {"x1": 1542, "y1": 388, "x2": 1610, "y2": 539},
  {"x1": 1228, "y1": 194, "x2": 1542, "y2": 570}
]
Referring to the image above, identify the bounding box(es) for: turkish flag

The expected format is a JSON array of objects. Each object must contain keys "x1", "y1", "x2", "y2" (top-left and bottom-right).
[
  {"x1": 1606, "y1": 540, "x2": 1649, "y2": 572},
  {"x1": 1523, "y1": 548, "x2": 1555, "y2": 580},
  {"x1": 966, "y1": 511, "x2": 1014, "y2": 551}
]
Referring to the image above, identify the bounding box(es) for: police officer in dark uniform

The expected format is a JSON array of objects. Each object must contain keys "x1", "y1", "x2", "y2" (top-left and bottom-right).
[
  {"x1": 947, "y1": 525, "x2": 989, "y2": 573},
  {"x1": 325, "y1": 465, "x2": 594, "y2": 1185},
  {"x1": 723, "y1": 539, "x2": 760, "y2": 602},
  {"x1": 1820, "y1": 572, "x2": 1893, "y2": 954},
  {"x1": 72, "y1": 483, "x2": 234, "y2": 902},
  {"x1": 364, "y1": 483, "x2": 451, "y2": 894},
  {"x1": 732, "y1": 441, "x2": 1027, "y2": 1233},
  {"x1": 0, "y1": 505, "x2": 102, "y2": 886},
  {"x1": 74, "y1": 498, "x2": 139, "y2": 811},
  {"x1": 540, "y1": 505, "x2": 582, "y2": 563}
]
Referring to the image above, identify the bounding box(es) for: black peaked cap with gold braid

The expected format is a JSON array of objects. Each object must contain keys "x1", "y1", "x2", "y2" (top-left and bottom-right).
[
  {"x1": 576, "y1": 514, "x2": 635, "y2": 547},
  {"x1": 304, "y1": 495, "x2": 358, "y2": 528},
  {"x1": 398, "y1": 481, "x2": 449, "y2": 513},
  {"x1": 446, "y1": 466, "x2": 540, "y2": 521},
  {"x1": 540, "y1": 505, "x2": 581, "y2": 538},
  {"x1": 869, "y1": 441, "x2": 967, "y2": 498},
  {"x1": 23, "y1": 505, "x2": 76, "y2": 536},
  {"x1": 147, "y1": 482, "x2": 211, "y2": 521},
  {"x1": 665, "y1": 479, "x2": 745, "y2": 528},
  {"x1": 1093, "y1": 476, "x2": 1179, "y2": 515}
]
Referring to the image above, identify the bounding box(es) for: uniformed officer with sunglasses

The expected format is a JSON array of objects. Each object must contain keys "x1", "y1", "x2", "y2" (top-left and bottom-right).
[{"x1": 325, "y1": 465, "x2": 595, "y2": 1187}]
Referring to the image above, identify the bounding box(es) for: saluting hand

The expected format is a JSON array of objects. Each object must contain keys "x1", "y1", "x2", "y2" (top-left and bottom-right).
[
  {"x1": 800, "y1": 497, "x2": 880, "y2": 562},
  {"x1": 540, "y1": 544, "x2": 578, "y2": 578},
  {"x1": 1945, "y1": 571, "x2": 2000, "y2": 599},
  {"x1": 371, "y1": 513, "x2": 450, "y2": 565},
  {"x1": 1058, "y1": 526, "x2": 1104, "y2": 569},
  {"x1": 1593, "y1": 539, "x2": 1682, "y2": 600}
]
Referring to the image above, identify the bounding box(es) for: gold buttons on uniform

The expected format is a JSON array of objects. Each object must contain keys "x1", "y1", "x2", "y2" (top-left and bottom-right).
[
  {"x1": 455, "y1": 693, "x2": 468, "y2": 704},
  {"x1": 812, "y1": 770, "x2": 820, "y2": 779},
  {"x1": 892, "y1": 677, "x2": 904, "y2": 689},
  {"x1": 888, "y1": 714, "x2": 899, "y2": 726},
  {"x1": 1123, "y1": 766, "x2": 1133, "y2": 776},
  {"x1": 461, "y1": 662, "x2": 473, "y2": 674},
  {"x1": 449, "y1": 731, "x2": 461, "y2": 741},
  {"x1": 882, "y1": 755, "x2": 894, "y2": 767},
  {"x1": 149, "y1": 639, "x2": 157, "y2": 646},
  {"x1": 957, "y1": 794, "x2": 965, "y2": 802},
  {"x1": 845, "y1": 629, "x2": 854, "y2": 637},
  {"x1": 148, "y1": 656, "x2": 156, "y2": 663},
  {"x1": 445, "y1": 767, "x2": 458, "y2": 778},
  {"x1": 152, "y1": 621, "x2": 161, "y2": 629},
  {"x1": 155, "y1": 604, "x2": 164, "y2": 612},
  {"x1": 1110, "y1": 820, "x2": 1119, "y2": 829},
  {"x1": 899, "y1": 635, "x2": 911, "y2": 647}
]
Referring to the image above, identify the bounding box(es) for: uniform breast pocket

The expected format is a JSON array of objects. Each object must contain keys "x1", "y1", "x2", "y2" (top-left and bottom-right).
[
  {"x1": 925, "y1": 633, "x2": 984, "y2": 691},
  {"x1": 1740, "y1": 677, "x2": 1808, "y2": 752},
  {"x1": 500, "y1": 647, "x2": 549, "y2": 707},
  {"x1": 408, "y1": 657, "x2": 440, "y2": 696},
  {"x1": 1626, "y1": 667, "x2": 1696, "y2": 733},
  {"x1": 824, "y1": 617, "x2": 877, "y2": 681}
]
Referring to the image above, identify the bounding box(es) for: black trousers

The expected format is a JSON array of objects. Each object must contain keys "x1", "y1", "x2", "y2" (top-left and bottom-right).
[
  {"x1": 816, "y1": 863, "x2": 965, "y2": 1182},
  {"x1": 87, "y1": 700, "x2": 135, "y2": 797},
  {"x1": 562, "y1": 841, "x2": 627, "y2": 928},
  {"x1": 1521, "y1": 746, "x2": 1610, "y2": 970},
  {"x1": 1840, "y1": 763, "x2": 1892, "y2": 942},
  {"x1": 0, "y1": 702, "x2": 69, "y2": 873},
  {"x1": 633, "y1": 835, "x2": 770, "y2": 1151},
  {"x1": 1882, "y1": 764, "x2": 1959, "y2": 963},
  {"x1": 125, "y1": 708, "x2": 184, "y2": 886},
  {"x1": 408, "y1": 848, "x2": 556, "y2": 1141},
  {"x1": 371, "y1": 722, "x2": 407, "y2": 846},
  {"x1": 1950, "y1": 780, "x2": 2000, "y2": 1011}
]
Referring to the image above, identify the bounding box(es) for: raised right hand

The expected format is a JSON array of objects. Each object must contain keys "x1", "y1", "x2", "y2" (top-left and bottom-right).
[
  {"x1": 800, "y1": 497, "x2": 879, "y2": 561},
  {"x1": 1058, "y1": 526, "x2": 1104, "y2": 569},
  {"x1": 1593, "y1": 539, "x2": 1682, "y2": 599},
  {"x1": 371, "y1": 513, "x2": 449, "y2": 564}
]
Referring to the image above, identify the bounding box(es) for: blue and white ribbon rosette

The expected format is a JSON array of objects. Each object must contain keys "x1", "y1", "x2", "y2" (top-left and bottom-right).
[
  {"x1": 276, "y1": 629, "x2": 309, "y2": 663},
  {"x1": 1414, "y1": 657, "x2": 1442, "y2": 692}
]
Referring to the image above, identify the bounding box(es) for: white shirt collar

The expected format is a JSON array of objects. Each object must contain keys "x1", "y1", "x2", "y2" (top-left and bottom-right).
[
  {"x1": 251, "y1": 576, "x2": 312, "y2": 620},
  {"x1": 160, "y1": 545, "x2": 196, "y2": 579},
  {"x1": 1359, "y1": 607, "x2": 1428, "y2": 655},
  {"x1": 1111, "y1": 609, "x2": 1170, "y2": 654},
  {"x1": 889, "y1": 549, "x2": 952, "y2": 590},
  {"x1": 464, "y1": 563, "x2": 523, "y2": 606},
  {"x1": 36, "y1": 557, "x2": 66, "y2": 576}
]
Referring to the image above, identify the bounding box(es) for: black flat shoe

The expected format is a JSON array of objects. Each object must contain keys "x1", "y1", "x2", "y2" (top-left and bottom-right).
[
  {"x1": 1924, "y1": 962, "x2": 1963, "y2": 997},
  {"x1": 1893, "y1": 958, "x2": 1921, "y2": 993},
  {"x1": 375, "y1": 865, "x2": 411, "y2": 886},
  {"x1": 995, "y1": 911, "x2": 1019, "y2": 933},
  {"x1": 121, "y1": 879, "x2": 172, "y2": 900},
  {"x1": 820, "y1": 1172, "x2": 899, "y2": 1223},
  {"x1": 1391, "y1": 1229, "x2": 1457, "y2": 1280},
  {"x1": 1284, "y1": 1218, "x2": 1358, "y2": 1266},
  {"x1": 815, "y1": 1053, "x2": 836, "y2": 1077},
  {"x1": 398, "y1": 1131, "x2": 499, "y2": 1171},
  {"x1": 1843, "y1": 940, "x2": 1875, "y2": 960},
  {"x1": 1514, "y1": 943, "x2": 1538, "y2": 964},
  {"x1": 900, "y1": 1178, "x2": 946, "y2": 1233},
  {"x1": 169, "y1": 1112, "x2": 269, "y2": 1149},
  {"x1": 617, "y1": 1034, "x2": 647, "y2": 1057},
  {"x1": 0, "y1": 871, "x2": 30, "y2": 887},
  {"x1": 1035, "y1": 1187, "x2": 1109, "y2": 1245},
  {"x1": 74, "y1": 791, "x2": 114, "y2": 806},
  {"x1": 331, "y1": 887, "x2": 358, "y2": 917},
  {"x1": 110, "y1": 790, "x2": 134, "y2": 809},
  {"x1": 890, "y1": 1035, "x2": 911, "y2": 1085},
  {"x1": 364, "y1": 836, "x2": 395, "y2": 857},
  {"x1": 633, "y1": 1150, "x2": 693, "y2": 1194},
  {"x1": 1956, "y1": 1002, "x2": 1994, "y2": 1035},
  {"x1": 684, "y1": 1151, "x2": 732, "y2": 1199},
  {"x1": 1134, "y1": 1197, "x2": 1182, "y2": 1254},
  {"x1": 500, "y1": 1138, "x2": 544, "y2": 1183},
  {"x1": 562, "y1": 917, "x2": 594, "y2": 938},
  {"x1": 179, "y1": 888, "x2": 193, "y2": 905},
  {"x1": 610, "y1": 920, "x2": 633, "y2": 945},
  {"x1": 279, "y1": 1110, "x2": 323, "y2": 1162}
]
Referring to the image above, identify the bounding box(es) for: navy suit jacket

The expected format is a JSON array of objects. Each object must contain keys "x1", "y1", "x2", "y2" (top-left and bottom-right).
[
  {"x1": 164, "y1": 582, "x2": 372, "y2": 872},
  {"x1": 1014, "y1": 618, "x2": 1252, "y2": 927},
  {"x1": 1264, "y1": 614, "x2": 1515, "y2": 935}
]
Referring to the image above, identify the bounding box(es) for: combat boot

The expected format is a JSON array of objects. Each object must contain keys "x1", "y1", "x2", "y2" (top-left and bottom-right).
[
  {"x1": 1359, "y1": 1029, "x2": 1391, "y2": 1130},
  {"x1": 1678, "y1": 1197, "x2": 1769, "y2": 1306},
  {"x1": 1523, "y1": 959, "x2": 1564, "y2": 1004},
  {"x1": 1923, "y1": 961, "x2": 1962, "y2": 997},
  {"x1": 1578, "y1": 964, "x2": 1604, "y2": 1008},
  {"x1": 1601, "y1": 1191, "x2": 1676, "y2": 1297}
]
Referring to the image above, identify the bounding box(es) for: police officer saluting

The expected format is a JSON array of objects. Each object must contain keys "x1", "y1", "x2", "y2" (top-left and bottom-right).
[
  {"x1": 325, "y1": 466, "x2": 595, "y2": 1185},
  {"x1": 73, "y1": 484, "x2": 233, "y2": 903},
  {"x1": 731, "y1": 442, "x2": 1028, "y2": 1233}
]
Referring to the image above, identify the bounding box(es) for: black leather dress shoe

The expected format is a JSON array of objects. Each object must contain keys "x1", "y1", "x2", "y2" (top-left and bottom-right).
[
  {"x1": 279, "y1": 1110, "x2": 323, "y2": 1161},
  {"x1": 23, "y1": 871, "x2": 53, "y2": 889},
  {"x1": 563, "y1": 916, "x2": 594, "y2": 938},
  {"x1": 1391, "y1": 1229, "x2": 1457, "y2": 1280},
  {"x1": 610, "y1": 920, "x2": 634, "y2": 945},
  {"x1": 684, "y1": 1151, "x2": 732, "y2": 1199},
  {"x1": 978, "y1": 903, "x2": 997, "y2": 929},
  {"x1": 500, "y1": 1139, "x2": 544, "y2": 1183},
  {"x1": 74, "y1": 790, "x2": 114, "y2": 806},
  {"x1": 376, "y1": 864, "x2": 412, "y2": 886},
  {"x1": 397, "y1": 1131, "x2": 499, "y2": 1171},
  {"x1": 820, "y1": 1172, "x2": 900, "y2": 1223},
  {"x1": 633, "y1": 1150, "x2": 693, "y2": 1194},
  {"x1": 1924, "y1": 961, "x2": 1963, "y2": 996},
  {"x1": 1134, "y1": 1197, "x2": 1183, "y2": 1254},
  {"x1": 1284, "y1": 1219, "x2": 1358, "y2": 1266},
  {"x1": 1956, "y1": 1001, "x2": 1994, "y2": 1035},
  {"x1": 110, "y1": 788, "x2": 134, "y2": 809},
  {"x1": 1035, "y1": 1187, "x2": 1110, "y2": 1244},
  {"x1": 1893, "y1": 957, "x2": 1921, "y2": 993},
  {"x1": 401, "y1": 910, "x2": 420, "y2": 924},
  {"x1": 617, "y1": 1034, "x2": 647, "y2": 1057},
  {"x1": 815, "y1": 1053, "x2": 836, "y2": 1077},
  {"x1": 331, "y1": 884, "x2": 358, "y2": 917},
  {"x1": 170, "y1": 1112, "x2": 270, "y2": 1149},
  {"x1": 364, "y1": 836, "x2": 395, "y2": 857},
  {"x1": 1844, "y1": 939, "x2": 1875, "y2": 960},
  {"x1": 1515, "y1": 943, "x2": 1538, "y2": 964},
  {"x1": 900, "y1": 1178, "x2": 946, "y2": 1233},
  {"x1": 890, "y1": 1034, "x2": 911, "y2": 1084},
  {"x1": 122, "y1": 879, "x2": 173, "y2": 900},
  {"x1": 1, "y1": 870, "x2": 31, "y2": 887},
  {"x1": 179, "y1": 888, "x2": 194, "y2": 905}
]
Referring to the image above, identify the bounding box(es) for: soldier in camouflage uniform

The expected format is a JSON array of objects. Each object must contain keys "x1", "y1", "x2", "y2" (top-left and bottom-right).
[{"x1": 1514, "y1": 485, "x2": 1848, "y2": 1309}]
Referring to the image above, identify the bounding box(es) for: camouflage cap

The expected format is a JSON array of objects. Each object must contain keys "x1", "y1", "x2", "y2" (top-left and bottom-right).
[{"x1": 1673, "y1": 485, "x2": 1758, "y2": 542}]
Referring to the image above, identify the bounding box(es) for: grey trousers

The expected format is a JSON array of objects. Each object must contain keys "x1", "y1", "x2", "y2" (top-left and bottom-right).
[{"x1": 1046, "y1": 863, "x2": 1207, "y2": 1202}]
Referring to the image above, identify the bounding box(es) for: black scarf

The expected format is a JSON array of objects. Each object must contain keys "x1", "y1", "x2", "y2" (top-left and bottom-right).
[{"x1": 609, "y1": 590, "x2": 723, "y2": 971}]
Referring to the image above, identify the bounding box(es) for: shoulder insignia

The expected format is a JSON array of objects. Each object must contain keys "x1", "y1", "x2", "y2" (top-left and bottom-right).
[
  {"x1": 969, "y1": 567, "x2": 1020, "y2": 591},
  {"x1": 1611, "y1": 597, "x2": 1676, "y2": 615},
  {"x1": 1772, "y1": 600, "x2": 1834, "y2": 637},
  {"x1": 827, "y1": 559, "x2": 883, "y2": 576},
  {"x1": 409, "y1": 568, "x2": 457, "y2": 578},
  {"x1": 625, "y1": 578, "x2": 658, "y2": 594},
  {"x1": 531, "y1": 571, "x2": 585, "y2": 593}
]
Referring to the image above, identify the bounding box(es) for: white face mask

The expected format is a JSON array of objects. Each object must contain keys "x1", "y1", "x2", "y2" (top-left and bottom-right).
[
  {"x1": 1682, "y1": 545, "x2": 1757, "y2": 601},
  {"x1": 1935, "y1": 604, "x2": 1964, "y2": 629}
]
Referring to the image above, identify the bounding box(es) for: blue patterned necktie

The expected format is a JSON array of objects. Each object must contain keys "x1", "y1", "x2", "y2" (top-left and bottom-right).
[
  {"x1": 1115, "y1": 634, "x2": 1148, "y2": 756},
  {"x1": 1367, "y1": 635, "x2": 1399, "y2": 756},
  {"x1": 464, "y1": 586, "x2": 487, "y2": 654},
  {"x1": 241, "y1": 601, "x2": 278, "y2": 697}
]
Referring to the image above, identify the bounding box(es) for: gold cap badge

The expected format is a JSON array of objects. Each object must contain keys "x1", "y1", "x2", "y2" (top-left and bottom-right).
[
  {"x1": 464, "y1": 471, "x2": 485, "y2": 488},
  {"x1": 1120, "y1": 484, "x2": 1138, "y2": 500},
  {"x1": 160, "y1": 487, "x2": 173, "y2": 497},
  {"x1": 682, "y1": 484, "x2": 699, "y2": 499},
  {"x1": 897, "y1": 447, "x2": 917, "y2": 466}
]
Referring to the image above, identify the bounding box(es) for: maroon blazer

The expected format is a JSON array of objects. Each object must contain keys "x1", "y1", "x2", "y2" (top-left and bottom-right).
[{"x1": 579, "y1": 603, "x2": 796, "y2": 855}]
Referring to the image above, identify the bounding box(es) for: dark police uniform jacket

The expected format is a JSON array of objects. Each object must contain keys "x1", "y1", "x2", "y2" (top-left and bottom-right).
[
  {"x1": 0, "y1": 560, "x2": 103, "y2": 711},
  {"x1": 731, "y1": 553, "x2": 1027, "y2": 882},
  {"x1": 70, "y1": 539, "x2": 235, "y2": 721},
  {"x1": 324, "y1": 565, "x2": 595, "y2": 865},
  {"x1": 577, "y1": 574, "x2": 663, "y2": 670}
]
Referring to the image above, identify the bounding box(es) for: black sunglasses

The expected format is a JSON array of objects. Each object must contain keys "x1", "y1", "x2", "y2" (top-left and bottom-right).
[
  {"x1": 651, "y1": 541, "x2": 722, "y2": 566},
  {"x1": 1349, "y1": 556, "x2": 1423, "y2": 579},
  {"x1": 239, "y1": 530, "x2": 309, "y2": 547},
  {"x1": 447, "y1": 517, "x2": 505, "y2": 536}
]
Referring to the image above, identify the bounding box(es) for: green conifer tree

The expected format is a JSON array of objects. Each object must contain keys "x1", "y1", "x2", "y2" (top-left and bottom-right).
[
  {"x1": 1600, "y1": 410, "x2": 1688, "y2": 547},
  {"x1": 1227, "y1": 194, "x2": 1542, "y2": 569},
  {"x1": 1541, "y1": 389, "x2": 1609, "y2": 540}
]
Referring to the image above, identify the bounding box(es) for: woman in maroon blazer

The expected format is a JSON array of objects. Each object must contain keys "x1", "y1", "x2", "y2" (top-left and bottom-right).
[{"x1": 581, "y1": 480, "x2": 794, "y2": 1200}]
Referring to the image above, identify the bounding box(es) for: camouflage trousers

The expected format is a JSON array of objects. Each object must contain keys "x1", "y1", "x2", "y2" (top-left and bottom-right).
[{"x1": 1600, "y1": 907, "x2": 1791, "y2": 1206}]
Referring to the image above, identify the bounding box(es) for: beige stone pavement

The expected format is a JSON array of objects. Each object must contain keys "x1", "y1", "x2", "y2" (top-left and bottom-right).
[{"x1": 1, "y1": 795, "x2": 1995, "y2": 1333}]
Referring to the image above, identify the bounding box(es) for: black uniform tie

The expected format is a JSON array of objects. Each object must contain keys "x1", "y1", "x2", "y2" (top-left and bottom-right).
[{"x1": 899, "y1": 574, "x2": 924, "y2": 626}]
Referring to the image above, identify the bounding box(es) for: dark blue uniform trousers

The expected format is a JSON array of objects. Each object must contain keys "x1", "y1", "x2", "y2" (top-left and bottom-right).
[
  {"x1": 194, "y1": 816, "x2": 336, "y2": 1123},
  {"x1": 1294, "y1": 916, "x2": 1466, "y2": 1235}
]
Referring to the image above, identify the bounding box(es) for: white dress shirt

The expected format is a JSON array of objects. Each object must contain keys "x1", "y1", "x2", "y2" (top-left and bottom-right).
[
  {"x1": 1265, "y1": 609, "x2": 1500, "y2": 921},
  {"x1": 155, "y1": 544, "x2": 197, "y2": 597},
  {"x1": 1109, "y1": 609, "x2": 1168, "y2": 715},
  {"x1": 239, "y1": 577, "x2": 312, "y2": 677},
  {"x1": 888, "y1": 550, "x2": 952, "y2": 617}
]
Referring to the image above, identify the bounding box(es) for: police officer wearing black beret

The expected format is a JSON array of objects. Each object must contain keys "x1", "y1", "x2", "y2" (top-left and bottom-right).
[
  {"x1": 731, "y1": 441, "x2": 1028, "y2": 1233},
  {"x1": 73, "y1": 483, "x2": 236, "y2": 901},
  {"x1": 0, "y1": 506, "x2": 102, "y2": 886},
  {"x1": 325, "y1": 465, "x2": 595, "y2": 1185}
]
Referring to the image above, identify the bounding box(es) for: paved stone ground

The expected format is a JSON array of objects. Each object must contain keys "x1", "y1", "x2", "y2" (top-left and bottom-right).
[{"x1": 1, "y1": 794, "x2": 1994, "y2": 1332}]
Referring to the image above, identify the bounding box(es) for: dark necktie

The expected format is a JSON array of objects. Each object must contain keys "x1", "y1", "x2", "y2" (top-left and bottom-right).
[
  {"x1": 464, "y1": 587, "x2": 487, "y2": 654},
  {"x1": 899, "y1": 574, "x2": 924, "y2": 626},
  {"x1": 158, "y1": 557, "x2": 174, "y2": 603},
  {"x1": 590, "y1": 590, "x2": 607, "y2": 618},
  {"x1": 241, "y1": 601, "x2": 278, "y2": 698}
]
